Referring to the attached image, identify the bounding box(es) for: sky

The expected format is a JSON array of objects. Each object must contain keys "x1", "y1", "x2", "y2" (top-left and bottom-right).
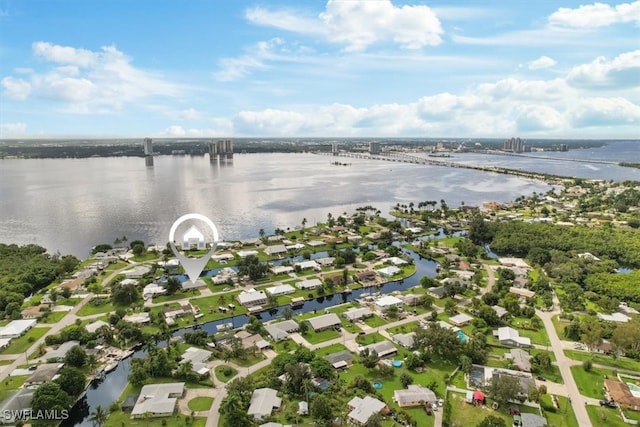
[{"x1": 0, "y1": 0, "x2": 639, "y2": 138}]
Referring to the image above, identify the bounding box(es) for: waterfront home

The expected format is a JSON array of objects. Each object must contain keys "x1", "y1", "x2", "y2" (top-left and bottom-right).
[
  {"x1": 131, "y1": 383, "x2": 184, "y2": 418},
  {"x1": 307, "y1": 313, "x2": 341, "y2": 332},
  {"x1": 180, "y1": 347, "x2": 212, "y2": 375},
  {"x1": 265, "y1": 284, "x2": 296, "y2": 297},
  {"x1": 238, "y1": 289, "x2": 268, "y2": 307},
  {"x1": 294, "y1": 260, "x2": 320, "y2": 271},
  {"x1": 383, "y1": 257, "x2": 408, "y2": 266},
  {"x1": 25, "y1": 363, "x2": 63, "y2": 387},
  {"x1": 374, "y1": 295, "x2": 403, "y2": 311},
  {"x1": 343, "y1": 307, "x2": 374, "y2": 321},
  {"x1": 271, "y1": 265, "x2": 294, "y2": 275},
  {"x1": 377, "y1": 266, "x2": 401, "y2": 277},
  {"x1": 46, "y1": 340, "x2": 80, "y2": 362},
  {"x1": 296, "y1": 278, "x2": 323, "y2": 290},
  {"x1": 247, "y1": 388, "x2": 281, "y2": 421},
  {"x1": 264, "y1": 320, "x2": 299, "y2": 341}
]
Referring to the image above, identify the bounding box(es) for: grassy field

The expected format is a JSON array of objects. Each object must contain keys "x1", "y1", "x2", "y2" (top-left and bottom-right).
[
  {"x1": 540, "y1": 395, "x2": 579, "y2": 427},
  {"x1": 570, "y1": 365, "x2": 611, "y2": 399},
  {"x1": 587, "y1": 405, "x2": 628, "y2": 427},
  {"x1": 447, "y1": 390, "x2": 539, "y2": 427},
  {"x1": 564, "y1": 349, "x2": 640, "y2": 372},
  {"x1": 187, "y1": 396, "x2": 213, "y2": 411},
  {"x1": 105, "y1": 411, "x2": 206, "y2": 427},
  {"x1": 0, "y1": 375, "x2": 28, "y2": 402},
  {"x1": 2, "y1": 327, "x2": 50, "y2": 354},
  {"x1": 214, "y1": 365, "x2": 237, "y2": 383},
  {"x1": 40, "y1": 310, "x2": 68, "y2": 323},
  {"x1": 76, "y1": 298, "x2": 116, "y2": 316},
  {"x1": 301, "y1": 328, "x2": 340, "y2": 344}
]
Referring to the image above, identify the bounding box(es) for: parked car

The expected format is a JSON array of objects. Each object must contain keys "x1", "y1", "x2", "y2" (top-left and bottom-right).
[
  {"x1": 536, "y1": 376, "x2": 547, "y2": 381},
  {"x1": 599, "y1": 400, "x2": 617, "y2": 408}
]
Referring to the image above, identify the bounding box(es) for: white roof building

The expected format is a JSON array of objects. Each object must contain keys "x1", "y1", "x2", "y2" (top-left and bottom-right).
[
  {"x1": 361, "y1": 340, "x2": 397, "y2": 358},
  {"x1": 374, "y1": 295, "x2": 403, "y2": 310},
  {"x1": 296, "y1": 278, "x2": 323, "y2": 290},
  {"x1": 131, "y1": 382, "x2": 185, "y2": 418},
  {"x1": 143, "y1": 283, "x2": 167, "y2": 300},
  {"x1": 124, "y1": 266, "x2": 151, "y2": 279},
  {"x1": 377, "y1": 266, "x2": 401, "y2": 277},
  {"x1": 271, "y1": 266, "x2": 294, "y2": 275},
  {"x1": 343, "y1": 307, "x2": 374, "y2": 321},
  {"x1": 266, "y1": 284, "x2": 296, "y2": 296},
  {"x1": 85, "y1": 320, "x2": 109, "y2": 334},
  {"x1": 180, "y1": 347, "x2": 212, "y2": 375},
  {"x1": 392, "y1": 332, "x2": 416, "y2": 349},
  {"x1": 393, "y1": 385, "x2": 437, "y2": 407},
  {"x1": 0, "y1": 319, "x2": 37, "y2": 338},
  {"x1": 237, "y1": 250, "x2": 259, "y2": 258},
  {"x1": 597, "y1": 312, "x2": 630, "y2": 323},
  {"x1": 307, "y1": 313, "x2": 341, "y2": 332},
  {"x1": 264, "y1": 245, "x2": 287, "y2": 256},
  {"x1": 347, "y1": 396, "x2": 386, "y2": 426},
  {"x1": 123, "y1": 312, "x2": 151, "y2": 324},
  {"x1": 496, "y1": 327, "x2": 531, "y2": 348},
  {"x1": 264, "y1": 320, "x2": 299, "y2": 341},
  {"x1": 384, "y1": 257, "x2": 408, "y2": 266},
  {"x1": 294, "y1": 260, "x2": 320, "y2": 271},
  {"x1": 247, "y1": 388, "x2": 281, "y2": 421},
  {"x1": 238, "y1": 289, "x2": 268, "y2": 307},
  {"x1": 449, "y1": 313, "x2": 473, "y2": 326}
]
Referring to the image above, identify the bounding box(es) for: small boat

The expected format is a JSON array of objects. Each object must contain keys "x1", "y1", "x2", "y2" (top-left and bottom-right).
[
  {"x1": 290, "y1": 297, "x2": 305, "y2": 307},
  {"x1": 103, "y1": 362, "x2": 118, "y2": 373}
]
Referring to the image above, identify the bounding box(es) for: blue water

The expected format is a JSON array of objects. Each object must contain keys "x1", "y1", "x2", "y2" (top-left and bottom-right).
[{"x1": 457, "y1": 330, "x2": 469, "y2": 342}]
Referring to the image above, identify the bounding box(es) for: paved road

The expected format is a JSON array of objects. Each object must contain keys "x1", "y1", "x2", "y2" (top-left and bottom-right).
[{"x1": 538, "y1": 306, "x2": 593, "y2": 427}]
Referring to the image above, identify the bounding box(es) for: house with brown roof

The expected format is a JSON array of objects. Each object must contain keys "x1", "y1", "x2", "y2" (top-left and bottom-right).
[
  {"x1": 605, "y1": 379, "x2": 640, "y2": 411},
  {"x1": 21, "y1": 304, "x2": 48, "y2": 319}
]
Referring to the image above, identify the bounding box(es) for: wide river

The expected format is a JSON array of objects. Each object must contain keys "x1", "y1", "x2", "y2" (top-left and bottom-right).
[{"x1": 0, "y1": 141, "x2": 638, "y2": 258}]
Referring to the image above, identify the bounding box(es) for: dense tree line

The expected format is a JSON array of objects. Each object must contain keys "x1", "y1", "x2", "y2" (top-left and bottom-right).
[{"x1": 0, "y1": 244, "x2": 79, "y2": 318}]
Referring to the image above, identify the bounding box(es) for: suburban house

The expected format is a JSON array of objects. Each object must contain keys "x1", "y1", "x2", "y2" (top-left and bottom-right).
[
  {"x1": 597, "y1": 312, "x2": 630, "y2": 323},
  {"x1": 315, "y1": 257, "x2": 335, "y2": 267},
  {"x1": 343, "y1": 307, "x2": 374, "y2": 321},
  {"x1": 143, "y1": 283, "x2": 167, "y2": 300},
  {"x1": 294, "y1": 260, "x2": 321, "y2": 271},
  {"x1": 324, "y1": 350, "x2": 354, "y2": 369},
  {"x1": 393, "y1": 385, "x2": 437, "y2": 407},
  {"x1": 85, "y1": 320, "x2": 109, "y2": 334},
  {"x1": 0, "y1": 319, "x2": 36, "y2": 339},
  {"x1": 238, "y1": 289, "x2": 268, "y2": 307},
  {"x1": 264, "y1": 320, "x2": 299, "y2": 341},
  {"x1": 401, "y1": 294, "x2": 422, "y2": 306},
  {"x1": 296, "y1": 278, "x2": 323, "y2": 290},
  {"x1": 237, "y1": 250, "x2": 259, "y2": 258},
  {"x1": 509, "y1": 287, "x2": 536, "y2": 298},
  {"x1": 124, "y1": 265, "x2": 151, "y2": 279},
  {"x1": 604, "y1": 379, "x2": 640, "y2": 411},
  {"x1": 271, "y1": 266, "x2": 294, "y2": 275},
  {"x1": 264, "y1": 245, "x2": 287, "y2": 256},
  {"x1": 520, "y1": 413, "x2": 548, "y2": 427},
  {"x1": 495, "y1": 327, "x2": 531, "y2": 348},
  {"x1": 265, "y1": 284, "x2": 296, "y2": 297},
  {"x1": 427, "y1": 286, "x2": 447, "y2": 299},
  {"x1": 180, "y1": 347, "x2": 212, "y2": 375},
  {"x1": 347, "y1": 396, "x2": 386, "y2": 426},
  {"x1": 181, "y1": 278, "x2": 207, "y2": 291},
  {"x1": 0, "y1": 388, "x2": 35, "y2": 423},
  {"x1": 131, "y1": 383, "x2": 185, "y2": 418},
  {"x1": 492, "y1": 305, "x2": 509, "y2": 319},
  {"x1": 383, "y1": 257, "x2": 408, "y2": 266},
  {"x1": 356, "y1": 270, "x2": 379, "y2": 284},
  {"x1": 449, "y1": 313, "x2": 473, "y2": 326},
  {"x1": 307, "y1": 313, "x2": 341, "y2": 332},
  {"x1": 21, "y1": 304, "x2": 48, "y2": 320},
  {"x1": 235, "y1": 331, "x2": 271, "y2": 350},
  {"x1": 46, "y1": 340, "x2": 80, "y2": 362},
  {"x1": 247, "y1": 388, "x2": 282, "y2": 421},
  {"x1": 377, "y1": 266, "x2": 401, "y2": 277},
  {"x1": 374, "y1": 296, "x2": 403, "y2": 311},
  {"x1": 392, "y1": 332, "x2": 416, "y2": 349},
  {"x1": 361, "y1": 340, "x2": 397, "y2": 358},
  {"x1": 25, "y1": 363, "x2": 63, "y2": 387},
  {"x1": 123, "y1": 312, "x2": 151, "y2": 324},
  {"x1": 505, "y1": 348, "x2": 532, "y2": 372}
]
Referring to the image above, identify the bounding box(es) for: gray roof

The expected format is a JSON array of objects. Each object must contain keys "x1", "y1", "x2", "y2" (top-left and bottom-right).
[
  {"x1": 347, "y1": 396, "x2": 386, "y2": 425},
  {"x1": 264, "y1": 320, "x2": 299, "y2": 341},
  {"x1": 343, "y1": 307, "x2": 373, "y2": 321},
  {"x1": 521, "y1": 413, "x2": 548, "y2": 427},
  {"x1": 428, "y1": 286, "x2": 447, "y2": 297},
  {"x1": 307, "y1": 313, "x2": 341, "y2": 331},
  {"x1": 181, "y1": 347, "x2": 212, "y2": 374},
  {"x1": 363, "y1": 340, "x2": 397, "y2": 358},
  {"x1": 0, "y1": 388, "x2": 34, "y2": 420},
  {"x1": 325, "y1": 350, "x2": 354, "y2": 365},
  {"x1": 247, "y1": 388, "x2": 281, "y2": 420},
  {"x1": 131, "y1": 382, "x2": 184, "y2": 416},
  {"x1": 392, "y1": 332, "x2": 416, "y2": 349},
  {"x1": 393, "y1": 385, "x2": 437, "y2": 406},
  {"x1": 26, "y1": 363, "x2": 63, "y2": 384},
  {"x1": 507, "y1": 348, "x2": 532, "y2": 372},
  {"x1": 46, "y1": 340, "x2": 80, "y2": 361}
]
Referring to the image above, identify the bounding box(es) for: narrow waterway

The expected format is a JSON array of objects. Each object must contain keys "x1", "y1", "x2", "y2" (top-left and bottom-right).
[{"x1": 63, "y1": 247, "x2": 438, "y2": 426}]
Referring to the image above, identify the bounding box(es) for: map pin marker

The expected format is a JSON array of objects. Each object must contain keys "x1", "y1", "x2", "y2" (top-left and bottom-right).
[{"x1": 168, "y1": 213, "x2": 219, "y2": 285}]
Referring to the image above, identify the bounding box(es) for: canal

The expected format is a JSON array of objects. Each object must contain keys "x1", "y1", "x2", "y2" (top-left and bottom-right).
[{"x1": 63, "y1": 248, "x2": 439, "y2": 426}]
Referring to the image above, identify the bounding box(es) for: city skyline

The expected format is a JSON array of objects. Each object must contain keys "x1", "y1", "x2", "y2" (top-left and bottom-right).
[{"x1": 0, "y1": 0, "x2": 639, "y2": 138}]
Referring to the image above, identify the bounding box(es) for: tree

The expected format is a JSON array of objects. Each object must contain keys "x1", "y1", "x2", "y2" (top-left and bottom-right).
[
  {"x1": 477, "y1": 415, "x2": 506, "y2": 427},
  {"x1": 111, "y1": 283, "x2": 140, "y2": 306},
  {"x1": 220, "y1": 393, "x2": 251, "y2": 427},
  {"x1": 165, "y1": 277, "x2": 181, "y2": 295},
  {"x1": 365, "y1": 412, "x2": 384, "y2": 427},
  {"x1": 132, "y1": 243, "x2": 145, "y2": 257},
  {"x1": 284, "y1": 362, "x2": 312, "y2": 396},
  {"x1": 527, "y1": 385, "x2": 540, "y2": 402},
  {"x1": 89, "y1": 405, "x2": 109, "y2": 427},
  {"x1": 55, "y1": 366, "x2": 86, "y2": 397},
  {"x1": 310, "y1": 394, "x2": 333, "y2": 422},
  {"x1": 64, "y1": 344, "x2": 87, "y2": 367},
  {"x1": 580, "y1": 317, "x2": 604, "y2": 352},
  {"x1": 31, "y1": 382, "x2": 73, "y2": 418},
  {"x1": 360, "y1": 348, "x2": 379, "y2": 369},
  {"x1": 488, "y1": 375, "x2": 522, "y2": 404},
  {"x1": 400, "y1": 373, "x2": 414, "y2": 388}
]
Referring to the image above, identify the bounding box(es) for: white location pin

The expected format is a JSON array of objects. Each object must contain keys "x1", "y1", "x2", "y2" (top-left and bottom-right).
[{"x1": 168, "y1": 213, "x2": 220, "y2": 285}]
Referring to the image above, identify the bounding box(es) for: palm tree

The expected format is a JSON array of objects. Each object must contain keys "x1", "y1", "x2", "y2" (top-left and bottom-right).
[{"x1": 89, "y1": 405, "x2": 108, "y2": 427}]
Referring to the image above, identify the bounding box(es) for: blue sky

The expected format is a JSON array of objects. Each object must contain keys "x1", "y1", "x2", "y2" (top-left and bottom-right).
[{"x1": 0, "y1": 0, "x2": 638, "y2": 138}]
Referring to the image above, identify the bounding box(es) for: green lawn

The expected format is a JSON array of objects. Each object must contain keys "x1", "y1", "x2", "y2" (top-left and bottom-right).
[
  {"x1": 188, "y1": 396, "x2": 213, "y2": 411},
  {"x1": 301, "y1": 328, "x2": 340, "y2": 344},
  {"x1": 214, "y1": 365, "x2": 237, "y2": 383},
  {"x1": 447, "y1": 390, "x2": 539, "y2": 427},
  {"x1": 570, "y1": 365, "x2": 611, "y2": 399},
  {"x1": 2, "y1": 327, "x2": 50, "y2": 354},
  {"x1": 355, "y1": 332, "x2": 386, "y2": 346},
  {"x1": 540, "y1": 395, "x2": 579, "y2": 427},
  {"x1": 0, "y1": 375, "x2": 28, "y2": 402},
  {"x1": 387, "y1": 321, "x2": 419, "y2": 335},
  {"x1": 587, "y1": 405, "x2": 628, "y2": 427},
  {"x1": 39, "y1": 310, "x2": 68, "y2": 323},
  {"x1": 509, "y1": 317, "x2": 550, "y2": 346},
  {"x1": 76, "y1": 298, "x2": 115, "y2": 316},
  {"x1": 362, "y1": 315, "x2": 388, "y2": 328},
  {"x1": 564, "y1": 350, "x2": 640, "y2": 372},
  {"x1": 153, "y1": 289, "x2": 201, "y2": 303},
  {"x1": 231, "y1": 353, "x2": 267, "y2": 367},
  {"x1": 313, "y1": 344, "x2": 350, "y2": 358},
  {"x1": 105, "y1": 411, "x2": 206, "y2": 427}
]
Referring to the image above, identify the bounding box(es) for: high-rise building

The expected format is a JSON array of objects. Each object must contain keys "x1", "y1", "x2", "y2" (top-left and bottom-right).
[
  {"x1": 209, "y1": 139, "x2": 234, "y2": 161},
  {"x1": 504, "y1": 137, "x2": 525, "y2": 153},
  {"x1": 369, "y1": 141, "x2": 381, "y2": 155},
  {"x1": 143, "y1": 138, "x2": 153, "y2": 156}
]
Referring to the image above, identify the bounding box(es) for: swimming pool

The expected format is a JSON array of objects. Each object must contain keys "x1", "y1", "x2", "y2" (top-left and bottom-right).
[{"x1": 457, "y1": 330, "x2": 469, "y2": 342}]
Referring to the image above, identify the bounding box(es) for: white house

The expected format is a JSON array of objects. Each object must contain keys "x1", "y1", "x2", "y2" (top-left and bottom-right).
[
  {"x1": 271, "y1": 266, "x2": 294, "y2": 275},
  {"x1": 296, "y1": 278, "x2": 323, "y2": 290},
  {"x1": 180, "y1": 347, "x2": 212, "y2": 375},
  {"x1": 182, "y1": 226, "x2": 205, "y2": 250},
  {"x1": 374, "y1": 295, "x2": 403, "y2": 311},
  {"x1": 343, "y1": 307, "x2": 374, "y2": 321},
  {"x1": 131, "y1": 383, "x2": 185, "y2": 418},
  {"x1": 495, "y1": 327, "x2": 531, "y2": 348},
  {"x1": 347, "y1": 396, "x2": 386, "y2": 426},
  {"x1": 238, "y1": 289, "x2": 268, "y2": 307},
  {"x1": 237, "y1": 250, "x2": 259, "y2": 258},
  {"x1": 143, "y1": 283, "x2": 167, "y2": 300},
  {"x1": 393, "y1": 385, "x2": 437, "y2": 407},
  {"x1": 124, "y1": 266, "x2": 151, "y2": 279},
  {"x1": 266, "y1": 284, "x2": 296, "y2": 297},
  {"x1": 361, "y1": 340, "x2": 397, "y2": 358},
  {"x1": 294, "y1": 260, "x2": 320, "y2": 271},
  {"x1": 247, "y1": 388, "x2": 281, "y2": 421},
  {"x1": 307, "y1": 313, "x2": 341, "y2": 332},
  {"x1": 597, "y1": 312, "x2": 630, "y2": 323},
  {"x1": 0, "y1": 319, "x2": 36, "y2": 339},
  {"x1": 449, "y1": 313, "x2": 473, "y2": 326},
  {"x1": 377, "y1": 266, "x2": 401, "y2": 277},
  {"x1": 384, "y1": 257, "x2": 408, "y2": 266},
  {"x1": 264, "y1": 245, "x2": 287, "y2": 256}
]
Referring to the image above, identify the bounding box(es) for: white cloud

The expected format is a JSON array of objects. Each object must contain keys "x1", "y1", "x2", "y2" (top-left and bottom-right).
[
  {"x1": 568, "y1": 97, "x2": 640, "y2": 127},
  {"x1": 476, "y1": 78, "x2": 571, "y2": 102},
  {"x1": 567, "y1": 49, "x2": 640, "y2": 88},
  {"x1": 214, "y1": 38, "x2": 283, "y2": 81},
  {"x1": 246, "y1": 0, "x2": 443, "y2": 51},
  {"x1": 515, "y1": 105, "x2": 565, "y2": 131},
  {"x1": 528, "y1": 56, "x2": 557, "y2": 70},
  {"x1": 549, "y1": 1, "x2": 640, "y2": 28},
  {"x1": 0, "y1": 122, "x2": 27, "y2": 136},
  {"x1": 3, "y1": 42, "x2": 186, "y2": 113},
  {"x1": 179, "y1": 108, "x2": 202, "y2": 120},
  {"x1": 1, "y1": 76, "x2": 31, "y2": 100}
]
